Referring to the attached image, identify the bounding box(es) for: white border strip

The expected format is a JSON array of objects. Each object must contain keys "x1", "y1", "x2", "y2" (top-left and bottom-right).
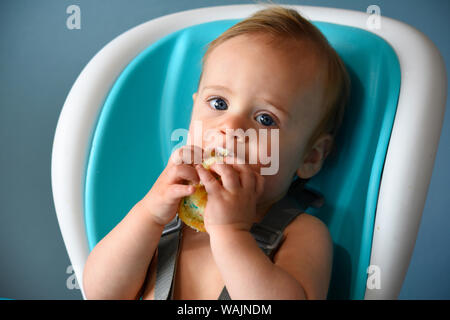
[{"x1": 51, "y1": 4, "x2": 447, "y2": 299}]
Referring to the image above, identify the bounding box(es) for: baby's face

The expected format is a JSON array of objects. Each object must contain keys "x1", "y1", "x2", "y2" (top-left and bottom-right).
[{"x1": 188, "y1": 33, "x2": 331, "y2": 207}]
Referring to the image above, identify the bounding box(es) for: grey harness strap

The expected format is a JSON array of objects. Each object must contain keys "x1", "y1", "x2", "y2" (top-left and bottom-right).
[
  {"x1": 154, "y1": 217, "x2": 182, "y2": 300},
  {"x1": 154, "y1": 182, "x2": 324, "y2": 300}
]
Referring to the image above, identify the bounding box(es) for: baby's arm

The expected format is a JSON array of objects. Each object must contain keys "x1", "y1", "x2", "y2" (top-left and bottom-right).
[
  {"x1": 209, "y1": 214, "x2": 333, "y2": 300},
  {"x1": 83, "y1": 145, "x2": 200, "y2": 299},
  {"x1": 83, "y1": 201, "x2": 165, "y2": 299},
  {"x1": 196, "y1": 161, "x2": 333, "y2": 300},
  {"x1": 210, "y1": 226, "x2": 305, "y2": 299}
]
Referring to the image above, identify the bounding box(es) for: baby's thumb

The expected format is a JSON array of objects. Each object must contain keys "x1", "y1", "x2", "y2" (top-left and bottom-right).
[{"x1": 166, "y1": 184, "x2": 196, "y2": 201}]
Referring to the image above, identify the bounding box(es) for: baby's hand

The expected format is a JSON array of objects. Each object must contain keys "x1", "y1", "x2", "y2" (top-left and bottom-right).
[
  {"x1": 195, "y1": 158, "x2": 265, "y2": 234},
  {"x1": 141, "y1": 145, "x2": 202, "y2": 227}
]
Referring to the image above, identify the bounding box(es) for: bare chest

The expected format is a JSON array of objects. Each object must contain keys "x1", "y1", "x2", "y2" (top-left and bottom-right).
[
  {"x1": 143, "y1": 228, "x2": 225, "y2": 300},
  {"x1": 172, "y1": 230, "x2": 225, "y2": 299}
]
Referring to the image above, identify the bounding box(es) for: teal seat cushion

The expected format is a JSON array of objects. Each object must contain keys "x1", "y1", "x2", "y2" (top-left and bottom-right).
[{"x1": 84, "y1": 19, "x2": 401, "y2": 299}]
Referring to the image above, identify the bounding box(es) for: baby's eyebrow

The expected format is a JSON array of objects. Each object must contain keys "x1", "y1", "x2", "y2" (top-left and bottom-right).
[
  {"x1": 202, "y1": 85, "x2": 232, "y2": 94},
  {"x1": 262, "y1": 98, "x2": 291, "y2": 118}
]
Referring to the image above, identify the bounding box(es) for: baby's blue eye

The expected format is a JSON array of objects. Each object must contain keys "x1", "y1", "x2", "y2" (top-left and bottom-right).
[
  {"x1": 209, "y1": 98, "x2": 228, "y2": 110},
  {"x1": 256, "y1": 113, "x2": 275, "y2": 126}
]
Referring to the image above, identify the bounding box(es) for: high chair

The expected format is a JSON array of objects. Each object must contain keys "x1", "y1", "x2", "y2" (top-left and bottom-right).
[{"x1": 51, "y1": 4, "x2": 447, "y2": 299}]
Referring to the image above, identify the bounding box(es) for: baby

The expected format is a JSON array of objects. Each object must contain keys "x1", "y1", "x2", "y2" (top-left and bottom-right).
[{"x1": 83, "y1": 5, "x2": 350, "y2": 300}]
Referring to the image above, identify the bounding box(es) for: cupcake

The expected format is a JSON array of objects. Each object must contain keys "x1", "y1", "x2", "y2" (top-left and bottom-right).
[{"x1": 177, "y1": 148, "x2": 229, "y2": 232}]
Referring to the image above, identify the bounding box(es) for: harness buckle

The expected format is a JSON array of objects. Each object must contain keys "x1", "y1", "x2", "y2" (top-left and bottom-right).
[
  {"x1": 250, "y1": 223, "x2": 284, "y2": 252},
  {"x1": 162, "y1": 215, "x2": 182, "y2": 236}
]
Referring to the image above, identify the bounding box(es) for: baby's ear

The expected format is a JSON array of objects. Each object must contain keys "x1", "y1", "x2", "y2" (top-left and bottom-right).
[
  {"x1": 296, "y1": 134, "x2": 333, "y2": 179},
  {"x1": 192, "y1": 92, "x2": 198, "y2": 102}
]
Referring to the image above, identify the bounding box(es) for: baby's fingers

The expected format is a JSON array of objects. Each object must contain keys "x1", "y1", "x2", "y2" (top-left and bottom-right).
[
  {"x1": 222, "y1": 160, "x2": 255, "y2": 192},
  {"x1": 165, "y1": 184, "x2": 196, "y2": 202},
  {"x1": 167, "y1": 164, "x2": 200, "y2": 185},
  {"x1": 195, "y1": 164, "x2": 223, "y2": 195},
  {"x1": 254, "y1": 171, "x2": 265, "y2": 196},
  {"x1": 209, "y1": 163, "x2": 240, "y2": 192}
]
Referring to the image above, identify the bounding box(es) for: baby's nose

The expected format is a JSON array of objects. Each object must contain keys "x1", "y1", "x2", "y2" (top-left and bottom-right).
[{"x1": 218, "y1": 114, "x2": 250, "y2": 138}]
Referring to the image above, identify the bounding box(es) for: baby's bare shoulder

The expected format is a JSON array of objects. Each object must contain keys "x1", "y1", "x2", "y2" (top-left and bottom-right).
[
  {"x1": 274, "y1": 213, "x2": 333, "y2": 299},
  {"x1": 285, "y1": 213, "x2": 331, "y2": 241},
  {"x1": 278, "y1": 213, "x2": 332, "y2": 259}
]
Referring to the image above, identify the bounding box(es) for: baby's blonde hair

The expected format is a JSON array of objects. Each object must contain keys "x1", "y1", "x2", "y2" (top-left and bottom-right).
[{"x1": 199, "y1": 4, "x2": 351, "y2": 159}]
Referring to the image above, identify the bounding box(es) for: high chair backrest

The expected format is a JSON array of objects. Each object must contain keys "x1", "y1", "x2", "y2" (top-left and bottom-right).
[{"x1": 83, "y1": 19, "x2": 401, "y2": 299}]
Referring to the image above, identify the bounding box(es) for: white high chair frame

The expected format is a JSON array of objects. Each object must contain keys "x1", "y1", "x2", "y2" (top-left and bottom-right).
[{"x1": 51, "y1": 4, "x2": 447, "y2": 299}]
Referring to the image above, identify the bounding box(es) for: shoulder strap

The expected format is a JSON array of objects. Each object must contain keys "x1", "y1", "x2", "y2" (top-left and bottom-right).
[
  {"x1": 154, "y1": 216, "x2": 183, "y2": 300},
  {"x1": 250, "y1": 182, "x2": 325, "y2": 259},
  {"x1": 250, "y1": 194, "x2": 302, "y2": 257}
]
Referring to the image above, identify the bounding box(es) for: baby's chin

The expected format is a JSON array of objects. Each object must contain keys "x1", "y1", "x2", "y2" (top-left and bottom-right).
[{"x1": 257, "y1": 173, "x2": 291, "y2": 200}]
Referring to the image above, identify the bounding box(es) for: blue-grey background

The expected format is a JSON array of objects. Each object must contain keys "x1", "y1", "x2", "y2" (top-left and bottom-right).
[{"x1": 0, "y1": 0, "x2": 448, "y2": 299}]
